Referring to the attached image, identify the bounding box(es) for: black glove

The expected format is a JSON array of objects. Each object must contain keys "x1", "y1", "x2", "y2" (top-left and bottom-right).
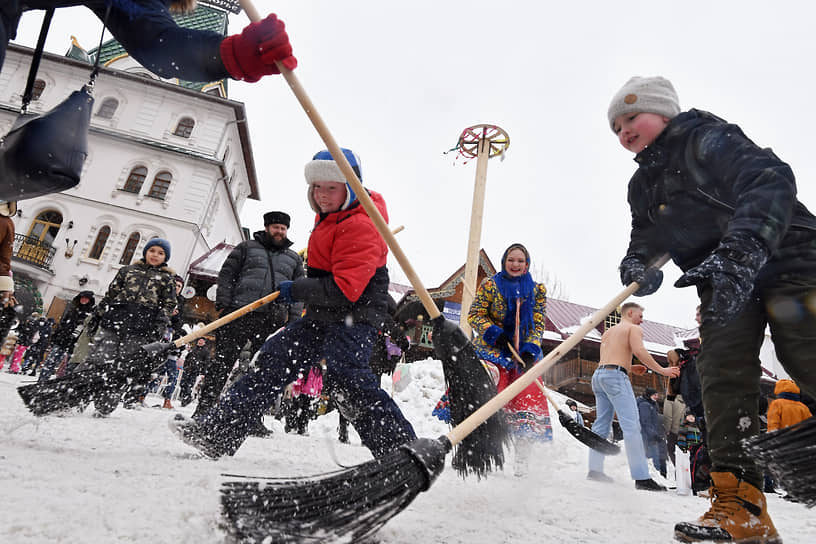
[
  {"x1": 674, "y1": 232, "x2": 768, "y2": 327},
  {"x1": 619, "y1": 255, "x2": 663, "y2": 296},
  {"x1": 494, "y1": 332, "x2": 510, "y2": 350},
  {"x1": 520, "y1": 351, "x2": 536, "y2": 367}
]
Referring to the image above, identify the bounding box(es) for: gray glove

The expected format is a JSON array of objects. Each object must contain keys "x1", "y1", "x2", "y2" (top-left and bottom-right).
[
  {"x1": 619, "y1": 255, "x2": 663, "y2": 296},
  {"x1": 674, "y1": 232, "x2": 769, "y2": 327}
]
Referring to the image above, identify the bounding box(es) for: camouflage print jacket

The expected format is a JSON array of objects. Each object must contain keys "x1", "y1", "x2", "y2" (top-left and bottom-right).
[
  {"x1": 624, "y1": 109, "x2": 816, "y2": 283},
  {"x1": 97, "y1": 259, "x2": 177, "y2": 337}
]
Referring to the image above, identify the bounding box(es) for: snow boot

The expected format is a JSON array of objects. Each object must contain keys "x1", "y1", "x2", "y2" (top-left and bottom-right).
[
  {"x1": 674, "y1": 471, "x2": 781, "y2": 543},
  {"x1": 168, "y1": 417, "x2": 238, "y2": 459},
  {"x1": 162, "y1": 399, "x2": 173, "y2": 410},
  {"x1": 635, "y1": 478, "x2": 667, "y2": 491}
]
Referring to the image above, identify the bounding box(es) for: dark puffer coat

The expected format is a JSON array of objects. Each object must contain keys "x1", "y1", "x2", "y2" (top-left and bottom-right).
[
  {"x1": 50, "y1": 290, "x2": 95, "y2": 349},
  {"x1": 216, "y1": 231, "x2": 304, "y2": 322},
  {"x1": 624, "y1": 109, "x2": 816, "y2": 283},
  {"x1": 3, "y1": 0, "x2": 229, "y2": 82},
  {"x1": 637, "y1": 394, "x2": 664, "y2": 444}
]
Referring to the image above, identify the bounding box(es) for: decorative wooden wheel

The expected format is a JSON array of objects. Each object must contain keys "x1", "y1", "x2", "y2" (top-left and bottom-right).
[{"x1": 456, "y1": 124, "x2": 510, "y2": 159}]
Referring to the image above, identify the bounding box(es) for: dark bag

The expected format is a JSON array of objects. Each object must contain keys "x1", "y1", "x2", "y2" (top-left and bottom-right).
[
  {"x1": 0, "y1": 8, "x2": 100, "y2": 202},
  {"x1": 0, "y1": 88, "x2": 94, "y2": 201}
]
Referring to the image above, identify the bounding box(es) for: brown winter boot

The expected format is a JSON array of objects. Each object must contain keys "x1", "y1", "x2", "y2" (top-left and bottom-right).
[
  {"x1": 162, "y1": 399, "x2": 173, "y2": 409},
  {"x1": 674, "y1": 471, "x2": 781, "y2": 543}
]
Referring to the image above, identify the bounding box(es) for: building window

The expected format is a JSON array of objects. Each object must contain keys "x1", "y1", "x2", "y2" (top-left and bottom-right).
[
  {"x1": 119, "y1": 232, "x2": 140, "y2": 265},
  {"x1": 173, "y1": 117, "x2": 195, "y2": 138},
  {"x1": 147, "y1": 171, "x2": 172, "y2": 200},
  {"x1": 32, "y1": 79, "x2": 46, "y2": 100},
  {"x1": 604, "y1": 308, "x2": 622, "y2": 331},
  {"x1": 89, "y1": 226, "x2": 111, "y2": 260},
  {"x1": 96, "y1": 97, "x2": 119, "y2": 119},
  {"x1": 122, "y1": 166, "x2": 147, "y2": 194},
  {"x1": 25, "y1": 210, "x2": 63, "y2": 246}
]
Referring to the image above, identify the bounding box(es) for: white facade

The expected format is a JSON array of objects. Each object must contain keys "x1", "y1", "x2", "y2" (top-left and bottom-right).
[{"x1": 1, "y1": 44, "x2": 259, "y2": 315}]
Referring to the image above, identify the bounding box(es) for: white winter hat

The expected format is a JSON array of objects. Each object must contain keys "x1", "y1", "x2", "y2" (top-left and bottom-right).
[{"x1": 607, "y1": 76, "x2": 680, "y2": 131}]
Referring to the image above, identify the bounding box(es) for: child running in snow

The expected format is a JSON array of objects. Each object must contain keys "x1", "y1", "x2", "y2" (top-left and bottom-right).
[
  {"x1": 76, "y1": 238, "x2": 177, "y2": 416},
  {"x1": 173, "y1": 148, "x2": 416, "y2": 458}
]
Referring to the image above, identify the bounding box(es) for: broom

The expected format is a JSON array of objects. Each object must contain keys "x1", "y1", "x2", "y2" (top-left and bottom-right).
[
  {"x1": 743, "y1": 415, "x2": 816, "y2": 507},
  {"x1": 235, "y1": 0, "x2": 506, "y2": 478},
  {"x1": 219, "y1": 257, "x2": 668, "y2": 542},
  {"x1": 18, "y1": 292, "x2": 281, "y2": 416},
  {"x1": 507, "y1": 344, "x2": 620, "y2": 455}
]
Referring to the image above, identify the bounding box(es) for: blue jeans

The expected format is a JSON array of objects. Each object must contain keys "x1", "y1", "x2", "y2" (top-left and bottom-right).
[{"x1": 588, "y1": 368, "x2": 651, "y2": 480}]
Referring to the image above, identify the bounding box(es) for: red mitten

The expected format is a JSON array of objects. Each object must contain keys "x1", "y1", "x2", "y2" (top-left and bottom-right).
[{"x1": 220, "y1": 14, "x2": 297, "y2": 82}]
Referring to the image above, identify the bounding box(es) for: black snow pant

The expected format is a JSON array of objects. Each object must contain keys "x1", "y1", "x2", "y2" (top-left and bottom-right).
[
  {"x1": 697, "y1": 274, "x2": 816, "y2": 489},
  {"x1": 194, "y1": 312, "x2": 283, "y2": 418},
  {"x1": 75, "y1": 327, "x2": 156, "y2": 415}
]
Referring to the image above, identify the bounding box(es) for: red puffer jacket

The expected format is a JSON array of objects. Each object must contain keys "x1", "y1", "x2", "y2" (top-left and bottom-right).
[{"x1": 291, "y1": 190, "x2": 391, "y2": 326}]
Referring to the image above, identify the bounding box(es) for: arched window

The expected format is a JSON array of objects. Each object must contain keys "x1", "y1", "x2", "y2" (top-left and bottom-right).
[
  {"x1": 96, "y1": 97, "x2": 119, "y2": 119},
  {"x1": 25, "y1": 210, "x2": 63, "y2": 246},
  {"x1": 32, "y1": 79, "x2": 46, "y2": 101},
  {"x1": 119, "y1": 232, "x2": 140, "y2": 265},
  {"x1": 89, "y1": 226, "x2": 111, "y2": 260},
  {"x1": 173, "y1": 117, "x2": 195, "y2": 138},
  {"x1": 122, "y1": 166, "x2": 147, "y2": 193},
  {"x1": 147, "y1": 171, "x2": 172, "y2": 200}
]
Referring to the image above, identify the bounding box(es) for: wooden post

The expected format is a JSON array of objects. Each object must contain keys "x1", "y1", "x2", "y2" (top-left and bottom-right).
[
  {"x1": 460, "y1": 135, "x2": 490, "y2": 334},
  {"x1": 455, "y1": 125, "x2": 510, "y2": 336}
]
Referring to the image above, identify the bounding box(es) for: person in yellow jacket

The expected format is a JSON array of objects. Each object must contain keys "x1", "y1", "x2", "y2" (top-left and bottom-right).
[{"x1": 767, "y1": 379, "x2": 812, "y2": 432}]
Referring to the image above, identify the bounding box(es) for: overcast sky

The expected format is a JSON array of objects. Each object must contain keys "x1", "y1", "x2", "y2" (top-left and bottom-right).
[{"x1": 13, "y1": 1, "x2": 816, "y2": 329}]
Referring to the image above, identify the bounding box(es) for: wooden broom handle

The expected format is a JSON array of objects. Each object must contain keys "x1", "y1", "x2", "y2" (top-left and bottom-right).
[
  {"x1": 446, "y1": 254, "x2": 671, "y2": 446},
  {"x1": 171, "y1": 291, "x2": 280, "y2": 348},
  {"x1": 507, "y1": 344, "x2": 562, "y2": 412},
  {"x1": 238, "y1": 0, "x2": 441, "y2": 320}
]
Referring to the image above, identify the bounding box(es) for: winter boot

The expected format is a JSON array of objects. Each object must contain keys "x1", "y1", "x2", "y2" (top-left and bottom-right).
[
  {"x1": 168, "y1": 417, "x2": 237, "y2": 460},
  {"x1": 162, "y1": 398, "x2": 173, "y2": 410},
  {"x1": 635, "y1": 478, "x2": 667, "y2": 491},
  {"x1": 674, "y1": 471, "x2": 781, "y2": 543}
]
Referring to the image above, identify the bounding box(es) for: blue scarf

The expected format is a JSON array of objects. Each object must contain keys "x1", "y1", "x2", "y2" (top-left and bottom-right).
[{"x1": 493, "y1": 269, "x2": 536, "y2": 340}]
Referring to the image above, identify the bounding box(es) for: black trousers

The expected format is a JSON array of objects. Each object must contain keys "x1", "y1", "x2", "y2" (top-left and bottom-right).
[
  {"x1": 194, "y1": 311, "x2": 283, "y2": 416},
  {"x1": 697, "y1": 275, "x2": 816, "y2": 488}
]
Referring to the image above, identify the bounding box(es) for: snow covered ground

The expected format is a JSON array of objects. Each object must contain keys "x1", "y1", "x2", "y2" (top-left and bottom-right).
[{"x1": 1, "y1": 359, "x2": 813, "y2": 543}]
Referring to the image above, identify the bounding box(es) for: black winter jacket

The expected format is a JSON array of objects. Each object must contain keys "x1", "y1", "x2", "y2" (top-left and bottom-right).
[
  {"x1": 4, "y1": 0, "x2": 229, "y2": 82},
  {"x1": 51, "y1": 290, "x2": 95, "y2": 348},
  {"x1": 216, "y1": 231, "x2": 304, "y2": 322},
  {"x1": 624, "y1": 109, "x2": 816, "y2": 283}
]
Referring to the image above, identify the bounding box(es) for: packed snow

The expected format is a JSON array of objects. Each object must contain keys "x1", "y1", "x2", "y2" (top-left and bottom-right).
[{"x1": 1, "y1": 359, "x2": 813, "y2": 543}]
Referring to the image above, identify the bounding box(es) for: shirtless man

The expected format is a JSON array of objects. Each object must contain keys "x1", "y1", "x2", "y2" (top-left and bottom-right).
[{"x1": 587, "y1": 302, "x2": 680, "y2": 491}]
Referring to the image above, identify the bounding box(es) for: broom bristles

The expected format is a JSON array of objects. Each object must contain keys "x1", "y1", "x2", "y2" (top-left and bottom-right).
[
  {"x1": 744, "y1": 415, "x2": 816, "y2": 508},
  {"x1": 556, "y1": 409, "x2": 620, "y2": 456},
  {"x1": 17, "y1": 370, "x2": 106, "y2": 415},
  {"x1": 432, "y1": 316, "x2": 509, "y2": 479},
  {"x1": 220, "y1": 437, "x2": 450, "y2": 542}
]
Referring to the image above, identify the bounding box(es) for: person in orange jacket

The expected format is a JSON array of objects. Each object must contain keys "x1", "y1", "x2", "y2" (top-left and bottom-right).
[{"x1": 767, "y1": 379, "x2": 812, "y2": 432}]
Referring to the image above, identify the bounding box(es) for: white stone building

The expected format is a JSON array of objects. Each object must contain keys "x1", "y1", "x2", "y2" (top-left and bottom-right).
[{"x1": 1, "y1": 10, "x2": 258, "y2": 320}]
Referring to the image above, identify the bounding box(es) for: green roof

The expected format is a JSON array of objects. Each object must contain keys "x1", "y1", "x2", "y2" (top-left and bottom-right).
[{"x1": 86, "y1": 5, "x2": 228, "y2": 95}]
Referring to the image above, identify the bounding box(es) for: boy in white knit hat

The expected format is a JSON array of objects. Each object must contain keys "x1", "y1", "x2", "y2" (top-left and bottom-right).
[
  {"x1": 173, "y1": 147, "x2": 417, "y2": 460},
  {"x1": 609, "y1": 75, "x2": 816, "y2": 543}
]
